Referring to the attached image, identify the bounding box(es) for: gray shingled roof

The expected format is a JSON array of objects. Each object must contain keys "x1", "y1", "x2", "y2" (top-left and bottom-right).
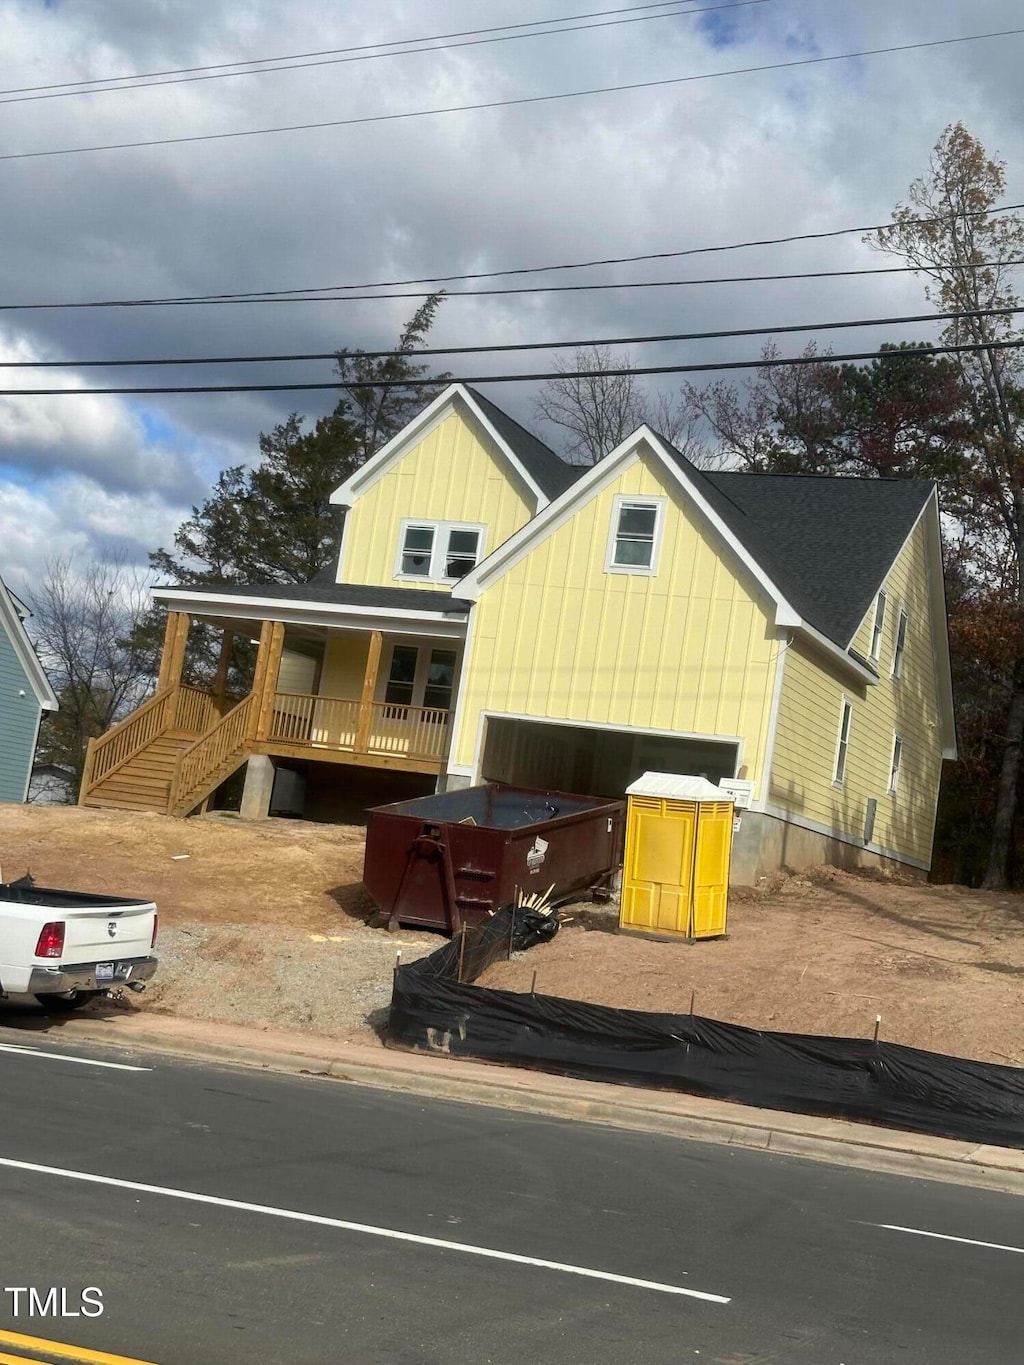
[
  {"x1": 171, "y1": 581, "x2": 472, "y2": 615},
  {"x1": 654, "y1": 437, "x2": 933, "y2": 647},
  {"x1": 465, "y1": 386, "x2": 583, "y2": 500}
]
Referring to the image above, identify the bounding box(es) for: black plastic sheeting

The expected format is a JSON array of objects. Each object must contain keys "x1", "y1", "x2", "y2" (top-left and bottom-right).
[{"x1": 385, "y1": 905, "x2": 1024, "y2": 1149}]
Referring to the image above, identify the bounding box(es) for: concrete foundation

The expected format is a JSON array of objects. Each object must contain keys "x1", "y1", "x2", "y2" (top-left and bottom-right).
[
  {"x1": 436, "y1": 771, "x2": 473, "y2": 794},
  {"x1": 729, "y1": 809, "x2": 924, "y2": 885},
  {"x1": 239, "y1": 755, "x2": 276, "y2": 820}
]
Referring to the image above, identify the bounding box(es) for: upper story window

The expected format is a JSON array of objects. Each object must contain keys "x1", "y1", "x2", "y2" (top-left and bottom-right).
[
  {"x1": 889, "y1": 734, "x2": 904, "y2": 794},
  {"x1": 892, "y1": 608, "x2": 909, "y2": 680},
  {"x1": 606, "y1": 496, "x2": 665, "y2": 575},
  {"x1": 869, "y1": 590, "x2": 887, "y2": 661},
  {"x1": 396, "y1": 520, "x2": 484, "y2": 584}
]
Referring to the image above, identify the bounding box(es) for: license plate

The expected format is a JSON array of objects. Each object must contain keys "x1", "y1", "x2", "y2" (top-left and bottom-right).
[{"x1": 95, "y1": 962, "x2": 114, "y2": 982}]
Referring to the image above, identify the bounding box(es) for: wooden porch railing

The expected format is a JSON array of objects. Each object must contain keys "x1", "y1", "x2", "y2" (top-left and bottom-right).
[
  {"x1": 267, "y1": 692, "x2": 451, "y2": 762},
  {"x1": 367, "y1": 701, "x2": 451, "y2": 760},
  {"x1": 170, "y1": 693, "x2": 256, "y2": 816},
  {"x1": 81, "y1": 687, "x2": 175, "y2": 798},
  {"x1": 173, "y1": 685, "x2": 220, "y2": 734}
]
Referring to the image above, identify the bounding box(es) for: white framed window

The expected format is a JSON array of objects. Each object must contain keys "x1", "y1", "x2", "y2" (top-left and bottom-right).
[
  {"x1": 869, "y1": 590, "x2": 887, "y2": 661},
  {"x1": 892, "y1": 608, "x2": 909, "y2": 680},
  {"x1": 605, "y1": 496, "x2": 665, "y2": 575},
  {"x1": 889, "y1": 734, "x2": 903, "y2": 794},
  {"x1": 395, "y1": 520, "x2": 485, "y2": 583},
  {"x1": 833, "y1": 698, "x2": 853, "y2": 786},
  {"x1": 380, "y1": 643, "x2": 458, "y2": 716}
]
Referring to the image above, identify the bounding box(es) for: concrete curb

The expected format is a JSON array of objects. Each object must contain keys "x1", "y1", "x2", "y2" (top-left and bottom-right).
[{"x1": 36, "y1": 1015, "x2": 1024, "y2": 1198}]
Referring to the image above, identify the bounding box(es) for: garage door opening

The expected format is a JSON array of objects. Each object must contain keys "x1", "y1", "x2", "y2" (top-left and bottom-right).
[{"x1": 480, "y1": 717, "x2": 739, "y2": 801}]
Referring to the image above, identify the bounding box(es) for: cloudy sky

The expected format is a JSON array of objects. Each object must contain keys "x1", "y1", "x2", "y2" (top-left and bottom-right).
[{"x1": 1, "y1": 0, "x2": 1022, "y2": 592}]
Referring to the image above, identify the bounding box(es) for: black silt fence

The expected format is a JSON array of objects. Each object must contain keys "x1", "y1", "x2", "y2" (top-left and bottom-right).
[{"x1": 385, "y1": 905, "x2": 1024, "y2": 1149}]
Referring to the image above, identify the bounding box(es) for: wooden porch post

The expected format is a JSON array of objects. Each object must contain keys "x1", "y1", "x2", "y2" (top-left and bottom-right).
[
  {"x1": 254, "y1": 621, "x2": 286, "y2": 742},
  {"x1": 354, "y1": 630, "x2": 383, "y2": 754},
  {"x1": 156, "y1": 610, "x2": 190, "y2": 692},
  {"x1": 211, "y1": 629, "x2": 234, "y2": 715}
]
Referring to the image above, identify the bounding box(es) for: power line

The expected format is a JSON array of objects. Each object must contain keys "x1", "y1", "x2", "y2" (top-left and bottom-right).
[
  {"x1": 7, "y1": 257, "x2": 1022, "y2": 312},
  {"x1": 4, "y1": 26, "x2": 1020, "y2": 162},
  {"x1": 4, "y1": 340, "x2": 1020, "y2": 395},
  {"x1": 9, "y1": 202, "x2": 1021, "y2": 312},
  {"x1": 0, "y1": 2, "x2": 766, "y2": 106},
  {"x1": 4, "y1": 304, "x2": 1020, "y2": 369},
  {"x1": 0, "y1": 1, "x2": 710, "y2": 98}
]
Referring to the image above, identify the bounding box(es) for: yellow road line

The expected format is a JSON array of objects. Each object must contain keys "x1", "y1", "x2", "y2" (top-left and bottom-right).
[{"x1": 0, "y1": 1330, "x2": 159, "y2": 1365}]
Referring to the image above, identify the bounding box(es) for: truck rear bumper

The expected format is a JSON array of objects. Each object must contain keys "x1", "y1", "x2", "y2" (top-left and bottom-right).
[{"x1": 27, "y1": 956, "x2": 158, "y2": 995}]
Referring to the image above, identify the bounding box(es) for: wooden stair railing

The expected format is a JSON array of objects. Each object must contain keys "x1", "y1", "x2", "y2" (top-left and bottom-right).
[
  {"x1": 169, "y1": 693, "x2": 256, "y2": 817},
  {"x1": 79, "y1": 688, "x2": 175, "y2": 804}
]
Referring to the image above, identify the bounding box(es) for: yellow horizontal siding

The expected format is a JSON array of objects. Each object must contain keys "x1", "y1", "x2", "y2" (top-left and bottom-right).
[
  {"x1": 453, "y1": 449, "x2": 781, "y2": 794},
  {"x1": 338, "y1": 404, "x2": 534, "y2": 588},
  {"x1": 770, "y1": 514, "x2": 943, "y2": 865}
]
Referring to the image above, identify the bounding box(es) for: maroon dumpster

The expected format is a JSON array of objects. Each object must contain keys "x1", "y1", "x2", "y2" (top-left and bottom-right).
[{"x1": 363, "y1": 783, "x2": 625, "y2": 933}]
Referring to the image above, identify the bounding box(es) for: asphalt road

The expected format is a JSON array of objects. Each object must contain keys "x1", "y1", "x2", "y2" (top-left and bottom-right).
[{"x1": 0, "y1": 1028, "x2": 1022, "y2": 1365}]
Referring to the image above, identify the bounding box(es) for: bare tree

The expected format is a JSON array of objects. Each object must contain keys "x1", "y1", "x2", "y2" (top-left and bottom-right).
[
  {"x1": 27, "y1": 556, "x2": 154, "y2": 795},
  {"x1": 535, "y1": 344, "x2": 715, "y2": 465}
]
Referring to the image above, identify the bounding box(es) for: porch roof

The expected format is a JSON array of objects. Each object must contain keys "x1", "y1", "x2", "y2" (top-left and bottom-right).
[{"x1": 151, "y1": 579, "x2": 472, "y2": 640}]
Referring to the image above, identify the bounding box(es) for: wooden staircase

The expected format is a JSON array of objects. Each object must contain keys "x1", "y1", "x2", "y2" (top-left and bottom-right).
[{"x1": 80, "y1": 685, "x2": 254, "y2": 818}]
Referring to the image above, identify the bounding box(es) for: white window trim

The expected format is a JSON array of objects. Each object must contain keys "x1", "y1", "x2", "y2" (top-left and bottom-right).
[
  {"x1": 379, "y1": 639, "x2": 461, "y2": 711},
  {"x1": 604, "y1": 494, "x2": 667, "y2": 576},
  {"x1": 889, "y1": 732, "x2": 903, "y2": 795},
  {"x1": 869, "y1": 589, "x2": 887, "y2": 662},
  {"x1": 394, "y1": 519, "x2": 487, "y2": 585},
  {"x1": 833, "y1": 697, "x2": 853, "y2": 788},
  {"x1": 892, "y1": 605, "x2": 909, "y2": 681}
]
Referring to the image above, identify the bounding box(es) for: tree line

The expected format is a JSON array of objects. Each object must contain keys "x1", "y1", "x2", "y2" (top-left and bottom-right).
[{"x1": 29, "y1": 124, "x2": 1024, "y2": 888}]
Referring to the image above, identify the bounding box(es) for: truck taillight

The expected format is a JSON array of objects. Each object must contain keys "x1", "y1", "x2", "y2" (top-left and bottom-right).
[
  {"x1": 151, "y1": 912, "x2": 158, "y2": 948},
  {"x1": 35, "y1": 921, "x2": 66, "y2": 959}
]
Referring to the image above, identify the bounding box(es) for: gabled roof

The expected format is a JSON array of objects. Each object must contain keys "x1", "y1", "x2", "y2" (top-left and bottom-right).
[
  {"x1": 662, "y1": 451, "x2": 934, "y2": 649},
  {"x1": 462, "y1": 387, "x2": 583, "y2": 500},
  {"x1": 329, "y1": 383, "x2": 577, "y2": 510},
  {"x1": 458, "y1": 426, "x2": 941, "y2": 686},
  {"x1": 179, "y1": 580, "x2": 473, "y2": 615},
  {"x1": 0, "y1": 574, "x2": 58, "y2": 711}
]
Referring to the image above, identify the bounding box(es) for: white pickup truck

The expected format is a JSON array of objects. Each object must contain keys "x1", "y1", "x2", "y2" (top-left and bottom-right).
[{"x1": 0, "y1": 875, "x2": 158, "y2": 1012}]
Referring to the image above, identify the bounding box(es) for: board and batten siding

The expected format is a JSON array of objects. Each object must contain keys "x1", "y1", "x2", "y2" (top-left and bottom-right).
[
  {"x1": 452, "y1": 450, "x2": 782, "y2": 791},
  {"x1": 769, "y1": 513, "x2": 943, "y2": 867},
  {"x1": 338, "y1": 407, "x2": 535, "y2": 589},
  {"x1": 0, "y1": 622, "x2": 42, "y2": 803}
]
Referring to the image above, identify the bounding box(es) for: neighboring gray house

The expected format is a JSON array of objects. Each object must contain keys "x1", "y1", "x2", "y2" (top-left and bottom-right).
[{"x1": 0, "y1": 575, "x2": 58, "y2": 804}]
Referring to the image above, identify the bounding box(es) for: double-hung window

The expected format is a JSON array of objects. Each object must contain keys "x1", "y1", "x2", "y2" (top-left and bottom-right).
[
  {"x1": 606, "y1": 496, "x2": 664, "y2": 574},
  {"x1": 834, "y1": 698, "x2": 853, "y2": 786},
  {"x1": 396, "y1": 521, "x2": 484, "y2": 583},
  {"x1": 869, "y1": 591, "x2": 886, "y2": 662},
  {"x1": 382, "y1": 645, "x2": 457, "y2": 719},
  {"x1": 889, "y1": 734, "x2": 903, "y2": 794},
  {"x1": 892, "y1": 608, "x2": 909, "y2": 680}
]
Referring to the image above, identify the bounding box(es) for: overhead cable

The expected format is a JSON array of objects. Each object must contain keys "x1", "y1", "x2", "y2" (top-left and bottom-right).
[
  {"x1": 4, "y1": 339, "x2": 1019, "y2": 395},
  {"x1": 3, "y1": 304, "x2": 1021, "y2": 369},
  {"x1": 0, "y1": 2, "x2": 769, "y2": 105},
  {"x1": 3, "y1": 27, "x2": 1019, "y2": 162}
]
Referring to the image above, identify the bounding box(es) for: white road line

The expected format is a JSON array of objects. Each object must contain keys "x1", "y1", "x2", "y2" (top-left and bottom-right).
[
  {"x1": 0, "y1": 1042, "x2": 151, "y2": 1072},
  {"x1": 876, "y1": 1223, "x2": 1024, "y2": 1256},
  {"x1": 0, "y1": 1155, "x2": 729, "y2": 1303}
]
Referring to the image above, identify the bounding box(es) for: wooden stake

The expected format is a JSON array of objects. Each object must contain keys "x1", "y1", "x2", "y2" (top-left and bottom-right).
[
  {"x1": 690, "y1": 990, "x2": 696, "y2": 1017},
  {"x1": 530, "y1": 970, "x2": 538, "y2": 995},
  {"x1": 873, "y1": 1014, "x2": 881, "y2": 1043},
  {"x1": 457, "y1": 926, "x2": 467, "y2": 983}
]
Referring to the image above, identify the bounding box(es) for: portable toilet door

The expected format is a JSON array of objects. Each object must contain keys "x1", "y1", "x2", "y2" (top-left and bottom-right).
[{"x1": 620, "y1": 773, "x2": 734, "y2": 940}]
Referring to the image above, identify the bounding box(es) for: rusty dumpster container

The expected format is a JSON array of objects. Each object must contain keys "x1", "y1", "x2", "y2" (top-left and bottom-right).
[{"x1": 363, "y1": 783, "x2": 625, "y2": 932}]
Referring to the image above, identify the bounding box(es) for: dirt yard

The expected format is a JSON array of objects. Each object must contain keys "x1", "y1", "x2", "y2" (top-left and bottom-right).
[{"x1": 2, "y1": 805, "x2": 1024, "y2": 1064}]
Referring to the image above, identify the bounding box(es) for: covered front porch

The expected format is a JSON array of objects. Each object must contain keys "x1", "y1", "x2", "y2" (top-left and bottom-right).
[{"x1": 80, "y1": 581, "x2": 471, "y2": 818}]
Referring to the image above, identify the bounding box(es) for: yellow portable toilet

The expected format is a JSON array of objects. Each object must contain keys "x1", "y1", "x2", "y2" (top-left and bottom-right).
[{"x1": 619, "y1": 772, "x2": 734, "y2": 941}]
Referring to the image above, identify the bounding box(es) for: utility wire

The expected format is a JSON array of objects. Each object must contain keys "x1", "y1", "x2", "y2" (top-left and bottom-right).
[
  {"x1": 9, "y1": 201, "x2": 1021, "y2": 311},
  {"x1": 0, "y1": 1, "x2": 711, "y2": 98},
  {"x1": 6, "y1": 257, "x2": 1022, "y2": 311},
  {"x1": 4, "y1": 304, "x2": 1020, "y2": 369},
  {"x1": 0, "y1": 1, "x2": 767, "y2": 106},
  {"x1": 4, "y1": 27, "x2": 1019, "y2": 162},
  {"x1": 4, "y1": 340, "x2": 1020, "y2": 395}
]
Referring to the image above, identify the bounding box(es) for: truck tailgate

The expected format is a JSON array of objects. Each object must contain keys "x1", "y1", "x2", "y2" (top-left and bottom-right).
[{"x1": 61, "y1": 902, "x2": 156, "y2": 961}]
